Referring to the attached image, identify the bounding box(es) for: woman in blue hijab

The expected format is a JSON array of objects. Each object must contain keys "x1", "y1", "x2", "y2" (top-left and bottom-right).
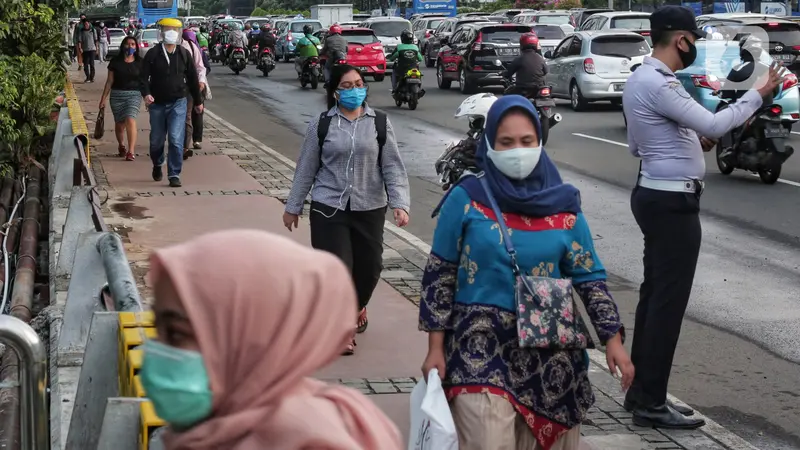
[{"x1": 419, "y1": 96, "x2": 632, "y2": 450}]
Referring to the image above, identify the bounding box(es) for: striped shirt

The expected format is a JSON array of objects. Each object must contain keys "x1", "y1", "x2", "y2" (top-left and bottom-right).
[{"x1": 285, "y1": 105, "x2": 411, "y2": 215}]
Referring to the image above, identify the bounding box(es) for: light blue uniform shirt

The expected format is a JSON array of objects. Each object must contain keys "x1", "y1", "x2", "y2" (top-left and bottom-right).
[{"x1": 623, "y1": 56, "x2": 763, "y2": 180}]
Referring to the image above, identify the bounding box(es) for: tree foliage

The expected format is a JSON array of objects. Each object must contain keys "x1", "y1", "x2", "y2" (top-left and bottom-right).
[{"x1": 0, "y1": 0, "x2": 75, "y2": 166}]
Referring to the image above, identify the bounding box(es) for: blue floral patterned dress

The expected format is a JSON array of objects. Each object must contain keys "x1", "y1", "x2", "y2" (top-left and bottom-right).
[{"x1": 419, "y1": 185, "x2": 624, "y2": 449}]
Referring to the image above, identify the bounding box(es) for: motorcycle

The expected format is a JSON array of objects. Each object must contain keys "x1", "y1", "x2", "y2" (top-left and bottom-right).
[
  {"x1": 212, "y1": 43, "x2": 224, "y2": 62},
  {"x1": 299, "y1": 56, "x2": 321, "y2": 89},
  {"x1": 228, "y1": 47, "x2": 247, "y2": 75},
  {"x1": 250, "y1": 43, "x2": 260, "y2": 63},
  {"x1": 435, "y1": 93, "x2": 498, "y2": 190},
  {"x1": 257, "y1": 46, "x2": 276, "y2": 77},
  {"x1": 393, "y1": 67, "x2": 425, "y2": 110},
  {"x1": 503, "y1": 83, "x2": 561, "y2": 146},
  {"x1": 716, "y1": 99, "x2": 795, "y2": 184}
]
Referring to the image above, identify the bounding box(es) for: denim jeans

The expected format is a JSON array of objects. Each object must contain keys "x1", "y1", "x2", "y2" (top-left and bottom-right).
[{"x1": 149, "y1": 98, "x2": 187, "y2": 179}]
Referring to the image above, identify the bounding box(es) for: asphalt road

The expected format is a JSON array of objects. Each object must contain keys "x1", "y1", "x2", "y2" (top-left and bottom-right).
[{"x1": 204, "y1": 61, "x2": 800, "y2": 449}]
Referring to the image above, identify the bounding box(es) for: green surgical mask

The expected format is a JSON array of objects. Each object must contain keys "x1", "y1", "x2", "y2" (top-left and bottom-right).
[{"x1": 140, "y1": 340, "x2": 213, "y2": 429}]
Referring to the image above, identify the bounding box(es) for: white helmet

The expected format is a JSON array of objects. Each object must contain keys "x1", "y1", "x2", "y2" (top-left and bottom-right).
[{"x1": 454, "y1": 93, "x2": 497, "y2": 121}]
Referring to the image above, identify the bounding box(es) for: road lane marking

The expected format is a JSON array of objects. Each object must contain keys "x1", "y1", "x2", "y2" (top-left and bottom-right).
[
  {"x1": 792, "y1": 131, "x2": 800, "y2": 135},
  {"x1": 573, "y1": 133, "x2": 800, "y2": 188},
  {"x1": 572, "y1": 133, "x2": 629, "y2": 147}
]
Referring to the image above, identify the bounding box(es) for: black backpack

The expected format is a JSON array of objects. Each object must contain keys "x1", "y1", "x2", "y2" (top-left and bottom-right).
[{"x1": 317, "y1": 110, "x2": 388, "y2": 164}]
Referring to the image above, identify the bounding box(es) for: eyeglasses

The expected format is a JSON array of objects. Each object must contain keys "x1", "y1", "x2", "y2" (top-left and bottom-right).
[{"x1": 338, "y1": 80, "x2": 365, "y2": 89}]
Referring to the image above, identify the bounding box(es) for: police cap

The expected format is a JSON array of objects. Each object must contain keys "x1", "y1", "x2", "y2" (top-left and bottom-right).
[{"x1": 650, "y1": 5, "x2": 707, "y2": 39}]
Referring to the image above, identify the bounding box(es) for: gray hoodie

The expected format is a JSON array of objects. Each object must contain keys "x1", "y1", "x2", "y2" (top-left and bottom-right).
[{"x1": 74, "y1": 26, "x2": 98, "y2": 52}]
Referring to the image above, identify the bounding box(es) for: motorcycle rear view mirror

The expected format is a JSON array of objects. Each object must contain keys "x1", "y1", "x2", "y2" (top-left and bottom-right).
[
  {"x1": 494, "y1": 59, "x2": 503, "y2": 66},
  {"x1": 543, "y1": 50, "x2": 553, "y2": 59}
]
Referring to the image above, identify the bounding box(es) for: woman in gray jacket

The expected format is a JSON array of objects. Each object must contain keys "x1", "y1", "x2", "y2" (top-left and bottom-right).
[{"x1": 283, "y1": 64, "x2": 411, "y2": 355}]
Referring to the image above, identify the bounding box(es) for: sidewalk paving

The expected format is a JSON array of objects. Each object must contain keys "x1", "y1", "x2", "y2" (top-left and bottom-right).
[{"x1": 69, "y1": 65, "x2": 759, "y2": 450}]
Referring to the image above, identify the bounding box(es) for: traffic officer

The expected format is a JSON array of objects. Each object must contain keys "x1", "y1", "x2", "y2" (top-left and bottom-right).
[{"x1": 622, "y1": 5, "x2": 780, "y2": 430}]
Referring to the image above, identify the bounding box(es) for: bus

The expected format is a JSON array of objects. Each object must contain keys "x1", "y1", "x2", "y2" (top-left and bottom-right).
[
  {"x1": 395, "y1": 0, "x2": 457, "y2": 19},
  {"x1": 136, "y1": 0, "x2": 178, "y2": 27}
]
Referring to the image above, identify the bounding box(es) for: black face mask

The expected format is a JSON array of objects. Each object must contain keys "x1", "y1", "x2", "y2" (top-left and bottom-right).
[{"x1": 678, "y1": 36, "x2": 697, "y2": 69}]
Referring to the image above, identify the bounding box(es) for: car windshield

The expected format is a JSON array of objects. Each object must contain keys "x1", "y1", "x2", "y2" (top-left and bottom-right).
[
  {"x1": 591, "y1": 36, "x2": 650, "y2": 57},
  {"x1": 481, "y1": 27, "x2": 529, "y2": 42},
  {"x1": 142, "y1": 30, "x2": 158, "y2": 40},
  {"x1": 611, "y1": 16, "x2": 650, "y2": 30},
  {"x1": 291, "y1": 22, "x2": 322, "y2": 33},
  {"x1": 370, "y1": 21, "x2": 411, "y2": 36},
  {"x1": 533, "y1": 25, "x2": 565, "y2": 39},
  {"x1": 758, "y1": 23, "x2": 800, "y2": 46},
  {"x1": 109, "y1": 29, "x2": 126, "y2": 37},
  {"x1": 343, "y1": 31, "x2": 379, "y2": 44},
  {"x1": 427, "y1": 19, "x2": 444, "y2": 29},
  {"x1": 536, "y1": 14, "x2": 571, "y2": 25}
]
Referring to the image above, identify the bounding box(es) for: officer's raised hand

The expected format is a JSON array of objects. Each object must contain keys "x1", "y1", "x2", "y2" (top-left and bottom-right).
[{"x1": 756, "y1": 62, "x2": 782, "y2": 98}]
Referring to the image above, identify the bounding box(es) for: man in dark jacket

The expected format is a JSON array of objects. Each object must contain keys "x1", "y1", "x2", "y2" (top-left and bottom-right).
[
  {"x1": 140, "y1": 18, "x2": 203, "y2": 188},
  {"x1": 257, "y1": 24, "x2": 277, "y2": 52},
  {"x1": 503, "y1": 33, "x2": 549, "y2": 97},
  {"x1": 320, "y1": 24, "x2": 348, "y2": 84}
]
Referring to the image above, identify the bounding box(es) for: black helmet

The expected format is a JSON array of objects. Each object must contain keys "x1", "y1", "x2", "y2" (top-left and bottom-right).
[
  {"x1": 303, "y1": 24, "x2": 314, "y2": 35},
  {"x1": 200, "y1": 25, "x2": 207, "y2": 32},
  {"x1": 401, "y1": 29, "x2": 414, "y2": 44}
]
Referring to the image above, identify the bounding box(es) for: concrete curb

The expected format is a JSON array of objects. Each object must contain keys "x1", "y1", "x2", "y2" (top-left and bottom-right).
[{"x1": 204, "y1": 108, "x2": 760, "y2": 450}]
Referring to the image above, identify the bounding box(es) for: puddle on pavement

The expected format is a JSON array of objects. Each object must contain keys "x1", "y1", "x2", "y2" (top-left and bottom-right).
[{"x1": 111, "y1": 197, "x2": 152, "y2": 220}]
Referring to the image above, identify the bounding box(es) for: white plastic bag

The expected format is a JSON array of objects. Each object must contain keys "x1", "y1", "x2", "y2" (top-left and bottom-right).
[{"x1": 408, "y1": 369, "x2": 459, "y2": 450}]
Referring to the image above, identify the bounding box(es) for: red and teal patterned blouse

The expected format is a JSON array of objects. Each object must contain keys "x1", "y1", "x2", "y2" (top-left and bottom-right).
[{"x1": 419, "y1": 185, "x2": 625, "y2": 450}]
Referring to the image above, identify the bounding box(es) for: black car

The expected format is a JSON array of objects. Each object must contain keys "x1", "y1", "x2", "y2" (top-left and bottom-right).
[
  {"x1": 436, "y1": 23, "x2": 533, "y2": 94},
  {"x1": 698, "y1": 17, "x2": 800, "y2": 74},
  {"x1": 425, "y1": 17, "x2": 491, "y2": 67}
]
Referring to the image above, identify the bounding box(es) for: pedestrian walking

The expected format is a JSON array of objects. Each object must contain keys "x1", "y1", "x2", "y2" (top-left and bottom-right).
[
  {"x1": 140, "y1": 18, "x2": 203, "y2": 188},
  {"x1": 283, "y1": 64, "x2": 411, "y2": 356},
  {"x1": 622, "y1": 5, "x2": 781, "y2": 429},
  {"x1": 74, "y1": 14, "x2": 89, "y2": 70},
  {"x1": 419, "y1": 95, "x2": 633, "y2": 450},
  {"x1": 180, "y1": 29, "x2": 209, "y2": 159},
  {"x1": 100, "y1": 36, "x2": 143, "y2": 162},
  {"x1": 65, "y1": 21, "x2": 76, "y2": 63},
  {"x1": 98, "y1": 22, "x2": 110, "y2": 63},
  {"x1": 75, "y1": 19, "x2": 99, "y2": 82},
  {"x1": 140, "y1": 229, "x2": 404, "y2": 450}
]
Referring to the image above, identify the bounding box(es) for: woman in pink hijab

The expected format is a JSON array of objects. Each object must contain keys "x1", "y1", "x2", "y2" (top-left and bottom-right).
[{"x1": 140, "y1": 229, "x2": 403, "y2": 450}]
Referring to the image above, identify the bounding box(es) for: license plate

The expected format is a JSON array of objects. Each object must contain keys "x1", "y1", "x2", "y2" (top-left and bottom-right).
[
  {"x1": 405, "y1": 78, "x2": 422, "y2": 84},
  {"x1": 498, "y1": 48, "x2": 519, "y2": 56},
  {"x1": 234, "y1": 54, "x2": 244, "y2": 59},
  {"x1": 613, "y1": 83, "x2": 625, "y2": 92},
  {"x1": 765, "y1": 125, "x2": 789, "y2": 138},
  {"x1": 357, "y1": 66, "x2": 369, "y2": 71},
  {"x1": 773, "y1": 53, "x2": 794, "y2": 62}
]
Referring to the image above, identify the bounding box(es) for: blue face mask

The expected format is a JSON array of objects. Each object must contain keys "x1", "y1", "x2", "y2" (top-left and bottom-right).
[
  {"x1": 337, "y1": 87, "x2": 367, "y2": 111},
  {"x1": 140, "y1": 340, "x2": 213, "y2": 429},
  {"x1": 126, "y1": 47, "x2": 136, "y2": 56}
]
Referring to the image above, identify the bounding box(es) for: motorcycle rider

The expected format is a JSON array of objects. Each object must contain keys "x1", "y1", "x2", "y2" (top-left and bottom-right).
[
  {"x1": 294, "y1": 24, "x2": 321, "y2": 77},
  {"x1": 387, "y1": 29, "x2": 423, "y2": 93},
  {"x1": 197, "y1": 25, "x2": 210, "y2": 49},
  {"x1": 226, "y1": 22, "x2": 249, "y2": 61},
  {"x1": 502, "y1": 33, "x2": 549, "y2": 97},
  {"x1": 320, "y1": 24, "x2": 348, "y2": 85},
  {"x1": 257, "y1": 24, "x2": 276, "y2": 54}
]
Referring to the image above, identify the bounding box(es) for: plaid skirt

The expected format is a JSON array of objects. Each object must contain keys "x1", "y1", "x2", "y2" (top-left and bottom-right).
[{"x1": 109, "y1": 89, "x2": 142, "y2": 122}]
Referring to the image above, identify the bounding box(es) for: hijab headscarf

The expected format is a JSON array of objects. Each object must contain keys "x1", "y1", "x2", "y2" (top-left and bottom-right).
[
  {"x1": 435, "y1": 95, "x2": 581, "y2": 218},
  {"x1": 151, "y1": 230, "x2": 403, "y2": 450},
  {"x1": 182, "y1": 29, "x2": 199, "y2": 47}
]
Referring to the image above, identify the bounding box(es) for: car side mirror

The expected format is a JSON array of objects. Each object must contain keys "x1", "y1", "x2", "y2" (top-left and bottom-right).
[
  {"x1": 440, "y1": 36, "x2": 449, "y2": 45},
  {"x1": 544, "y1": 50, "x2": 553, "y2": 59}
]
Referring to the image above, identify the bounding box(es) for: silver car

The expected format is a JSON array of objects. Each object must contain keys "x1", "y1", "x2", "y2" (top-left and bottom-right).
[
  {"x1": 136, "y1": 29, "x2": 160, "y2": 57},
  {"x1": 544, "y1": 30, "x2": 650, "y2": 111},
  {"x1": 107, "y1": 28, "x2": 127, "y2": 58}
]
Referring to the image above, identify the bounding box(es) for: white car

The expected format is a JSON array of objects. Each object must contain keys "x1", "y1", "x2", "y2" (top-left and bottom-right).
[
  {"x1": 107, "y1": 28, "x2": 127, "y2": 59},
  {"x1": 359, "y1": 16, "x2": 412, "y2": 67},
  {"x1": 531, "y1": 24, "x2": 569, "y2": 56}
]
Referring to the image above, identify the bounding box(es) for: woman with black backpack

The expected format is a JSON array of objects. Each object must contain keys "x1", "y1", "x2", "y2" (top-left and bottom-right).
[{"x1": 283, "y1": 64, "x2": 411, "y2": 356}]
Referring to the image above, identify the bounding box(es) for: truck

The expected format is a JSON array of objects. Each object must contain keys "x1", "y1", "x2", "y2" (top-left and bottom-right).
[{"x1": 311, "y1": 4, "x2": 354, "y2": 27}]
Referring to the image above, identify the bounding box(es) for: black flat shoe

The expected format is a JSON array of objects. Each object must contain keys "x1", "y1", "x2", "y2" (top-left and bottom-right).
[
  {"x1": 152, "y1": 165, "x2": 163, "y2": 182},
  {"x1": 632, "y1": 404, "x2": 705, "y2": 430},
  {"x1": 624, "y1": 398, "x2": 694, "y2": 416}
]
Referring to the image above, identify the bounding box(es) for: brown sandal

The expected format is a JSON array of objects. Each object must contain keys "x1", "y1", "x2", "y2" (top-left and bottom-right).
[
  {"x1": 342, "y1": 338, "x2": 356, "y2": 356},
  {"x1": 356, "y1": 308, "x2": 368, "y2": 334}
]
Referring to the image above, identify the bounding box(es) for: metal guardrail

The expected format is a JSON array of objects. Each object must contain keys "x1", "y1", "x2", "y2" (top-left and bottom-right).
[{"x1": 0, "y1": 315, "x2": 48, "y2": 450}]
